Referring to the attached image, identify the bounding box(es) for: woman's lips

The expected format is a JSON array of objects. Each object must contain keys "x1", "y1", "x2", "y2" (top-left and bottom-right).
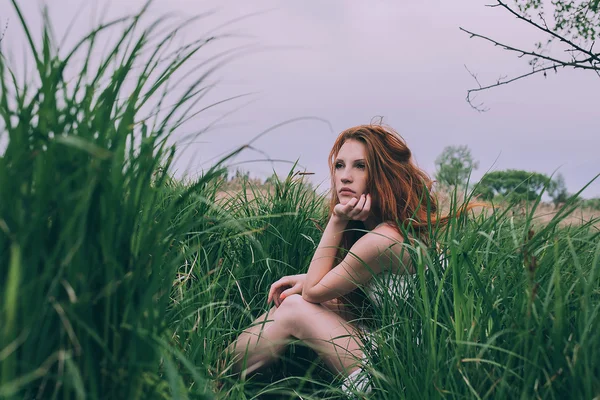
[{"x1": 339, "y1": 190, "x2": 355, "y2": 195}]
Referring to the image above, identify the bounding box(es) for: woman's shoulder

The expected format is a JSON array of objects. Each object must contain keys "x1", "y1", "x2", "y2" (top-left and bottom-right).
[
  {"x1": 373, "y1": 221, "x2": 396, "y2": 230},
  {"x1": 372, "y1": 221, "x2": 419, "y2": 243},
  {"x1": 365, "y1": 222, "x2": 406, "y2": 255},
  {"x1": 368, "y1": 221, "x2": 413, "y2": 273},
  {"x1": 371, "y1": 221, "x2": 403, "y2": 238}
]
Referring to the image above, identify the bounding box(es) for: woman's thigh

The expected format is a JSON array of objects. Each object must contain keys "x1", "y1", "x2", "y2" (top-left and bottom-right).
[
  {"x1": 275, "y1": 294, "x2": 365, "y2": 374},
  {"x1": 230, "y1": 296, "x2": 365, "y2": 375},
  {"x1": 239, "y1": 297, "x2": 351, "y2": 338},
  {"x1": 232, "y1": 306, "x2": 279, "y2": 352}
]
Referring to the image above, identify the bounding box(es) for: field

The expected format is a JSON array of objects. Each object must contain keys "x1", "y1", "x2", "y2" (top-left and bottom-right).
[
  {"x1": 1, "y1": 4, "x2": 599, "y2": 399},
  {"x1": 217, "y1": 181, "x2": 600, "y2": 229}
]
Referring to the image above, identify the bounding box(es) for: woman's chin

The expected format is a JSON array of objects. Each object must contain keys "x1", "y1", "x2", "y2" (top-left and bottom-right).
[{"x1": 338, "y1": 195, "x2": 357, "y2": 205}]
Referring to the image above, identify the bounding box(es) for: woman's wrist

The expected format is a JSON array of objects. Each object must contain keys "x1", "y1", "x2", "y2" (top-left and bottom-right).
[
  {"x1": 329, "y1": 213, "x2": 350, "y2": 226},
  {"x1": 326, "y1": 214, "x2": 349, "y2": 241}
]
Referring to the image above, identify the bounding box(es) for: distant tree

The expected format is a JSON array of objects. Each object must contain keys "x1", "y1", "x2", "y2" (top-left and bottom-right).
[
  {"x1": 475, "y1": 169, "x2": 554, "y2": 203},
  {"x1": 549, "y1": 172, "x2": 570, "y2": 207},
  {"x1": 434, "y1": 145, "x2": 479, "y2": 187},
  {"x1": 462, "y1": 0, "x2": 600, "y2": 111}
]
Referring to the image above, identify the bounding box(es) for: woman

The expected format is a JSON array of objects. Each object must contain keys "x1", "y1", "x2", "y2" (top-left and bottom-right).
[{"x1": 227, "y1": 123, "x2": 472, "y2": 393}]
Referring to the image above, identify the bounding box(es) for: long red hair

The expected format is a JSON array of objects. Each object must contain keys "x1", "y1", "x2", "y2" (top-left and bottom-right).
[{"x1": 328, "y1": 124, "x2": 480, "y2": 251}]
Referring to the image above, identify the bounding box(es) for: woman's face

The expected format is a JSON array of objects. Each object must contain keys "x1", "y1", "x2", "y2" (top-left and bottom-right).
[{"x1": 334, "y1": 139, "x2": 368, "y2": 205}]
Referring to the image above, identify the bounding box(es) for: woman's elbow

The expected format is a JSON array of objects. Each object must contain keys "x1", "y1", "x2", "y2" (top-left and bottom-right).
[{"x1": 301, "y1": 289, "x2": 320, "y2": 304}]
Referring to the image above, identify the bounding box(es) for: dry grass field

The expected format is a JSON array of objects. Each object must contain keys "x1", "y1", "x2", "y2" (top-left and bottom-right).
[{"x1": 216, "y1": 180, "x2": 600, "y2": 229}]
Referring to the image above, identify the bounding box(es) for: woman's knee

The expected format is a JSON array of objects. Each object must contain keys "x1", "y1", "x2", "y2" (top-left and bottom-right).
[
  {"x1": 274, "y1": 293, "x2": 305, "y2": 315},
  {"x1": 273, "y1": 294, "x2": 312, "y2": 329}
]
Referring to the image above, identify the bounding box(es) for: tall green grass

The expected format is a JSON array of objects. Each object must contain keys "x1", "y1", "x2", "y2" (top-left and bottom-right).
[
  {"x1": 200, "y1": 177, "x2": 599, "y2": 399},
  {"x1": 0, "y1": 2, "x2": 234, "y2": 398},
  {"x1": 362, "y1": 186, "x2": 600, "y2": 399},
  {"x1": 167, "y1": 171, "x2": 330, "y2": 398}
]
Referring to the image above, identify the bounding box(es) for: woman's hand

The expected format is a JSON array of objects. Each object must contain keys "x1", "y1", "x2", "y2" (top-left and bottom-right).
[
  {"x1": 267, "y1": 274, "x2": 306, "y2": 307},
  {"x1": 333, "y1": 194, "x2": 371, "y2": 222}
]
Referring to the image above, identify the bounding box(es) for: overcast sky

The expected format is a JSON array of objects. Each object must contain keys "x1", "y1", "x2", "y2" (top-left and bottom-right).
[{"x1": 3, "y1": 0, "x2": 599, "y2": 197}]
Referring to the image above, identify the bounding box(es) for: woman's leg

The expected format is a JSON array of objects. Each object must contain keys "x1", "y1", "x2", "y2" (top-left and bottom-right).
[
  {"x1": 228, "y1": 294, "x2": 365, "y2": 376},
  {"x1": 228, "y1": 306, "x2": 288, "y2": 375}
]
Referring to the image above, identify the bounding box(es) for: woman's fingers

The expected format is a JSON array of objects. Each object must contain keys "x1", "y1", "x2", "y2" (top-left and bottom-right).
[
  {"x1": 344, "y1": 194, "x2": 367, "y2": 219},
  {"x1": 268, "y1": 275, "x2": 306, "y2": 306},
  {"x1": 278, "y1": 284, "x2": 302, "y2": 306},
  {"x1": 339, "y1": 196, "x2": 360, "y2": 217},
  {"x1": 335, "y1": 194, "x2": 373, "y2": 221},
  {"x1": 355, "y1": 194, "x2": 371, "y2": 220},
  {"x1": 268, "y1": 283, "x2": 277, "y2": 304},
  {"x1": 268, "y1": 277, "x2": 291, "y2": 304},
  {"x1": 273, "y1": 286, "x2": 288, "y2": 307},
  {"x1": 268, "y1": 282, "x2": 280, "y2": 304},
  {"x1": 274, "y1": 287, "x2": 284, "y2": 307},
  {"x1": 341, "y1": 196, "x2": 359, "y2": 214},
  {"x1": 280, "y1": 283, "x2": 302, "y2": 299},
  {"x1": 351, "y1": 194, "x2": 367, "y2": 217},
  {"x1": 270, "y1": 285, "x2": 284, "y2": 305}
]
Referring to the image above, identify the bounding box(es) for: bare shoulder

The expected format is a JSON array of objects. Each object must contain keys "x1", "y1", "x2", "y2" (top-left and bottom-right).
[
  {"x1": 369, "y1": 223, "x2": 413, "y2": 273},
  {"x1": 344, "y1": 224, "x2": 411, "y2": 273},
  {"x1": 368, "y1": 222, "x2": 404, "y2": 243}
]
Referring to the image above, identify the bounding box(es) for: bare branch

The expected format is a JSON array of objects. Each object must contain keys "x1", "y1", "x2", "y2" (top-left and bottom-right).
[
  {"x1": 460, "y1": 27, "x2": 598, "y2": 70},
  {"x1": 538, "y1": 12, "x2": 550, "y2": 31},
  {"x1": 461, "y1": 1, "x2": 600, "y2": 111},
  {"x1": 464, "y1": 65, "x2": 490, "y2": 112},
  {"x1": 465, "y1": 63, "x2": 563, "y2": 111},
  {"x1": 495, "y1": 0, "x2": 600, "y2": 63}
]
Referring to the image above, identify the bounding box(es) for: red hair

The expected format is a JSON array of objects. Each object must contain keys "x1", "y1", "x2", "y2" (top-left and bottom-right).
[{"x1": 328, "y1": 123, "x2": 481, "y2": 250}]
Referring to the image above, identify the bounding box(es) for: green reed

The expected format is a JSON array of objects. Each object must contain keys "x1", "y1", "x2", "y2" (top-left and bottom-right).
[{"x1": 0, "y1": 1, "x2": 235, "y2": 398}]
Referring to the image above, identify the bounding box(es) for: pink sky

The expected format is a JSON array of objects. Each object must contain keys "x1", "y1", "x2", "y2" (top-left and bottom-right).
[{"x1": 2, "y1": 0, "x2": 598, "y2": 197}]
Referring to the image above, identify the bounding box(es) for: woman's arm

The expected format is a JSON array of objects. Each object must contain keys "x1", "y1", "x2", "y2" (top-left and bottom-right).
[
  {"x1": 303, "y1": 195, "x2": 368, "y2": 301},
  {"x1": 302, "y1": 213, "x2": 348, "y2": 300},
  {"x1": 302, "y1": 225, "x2": 402, "y2": 303},
  {"x1": 302, "y1": 194, "x2": 405, "y2": 304}
]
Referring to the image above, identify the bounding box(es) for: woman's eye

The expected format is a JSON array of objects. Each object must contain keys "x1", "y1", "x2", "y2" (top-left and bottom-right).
[
  {"x1": 356, "y1": 164, "x2": 365, "y2": 170},
  {"x1": 335, "y1": 163, "x2": 343, "y2": 169}
]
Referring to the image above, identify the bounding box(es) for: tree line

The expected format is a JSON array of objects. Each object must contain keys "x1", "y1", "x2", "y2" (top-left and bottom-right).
[{"x1": 434, "y1": 145, "x2": 599, "y2": 209}]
